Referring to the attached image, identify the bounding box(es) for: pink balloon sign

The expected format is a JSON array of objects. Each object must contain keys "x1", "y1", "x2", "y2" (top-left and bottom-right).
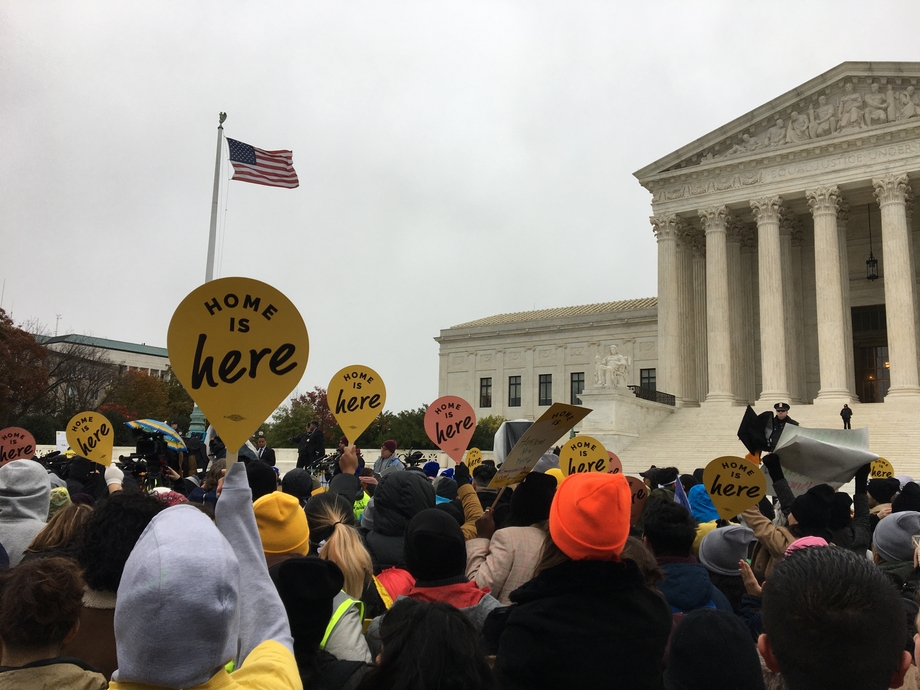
[
  {"x1": 0, "y1": 427, "x2": 36, "y2": 466},
  {"x1": 626, "y1": 476, "x2": 649, "y2": 527},
  {"x1": 424, "y1": 396, "x2": 477, "y2": 464},
  {"x1": 607, "y1": 451, "x2": 623, "y2": 475}
]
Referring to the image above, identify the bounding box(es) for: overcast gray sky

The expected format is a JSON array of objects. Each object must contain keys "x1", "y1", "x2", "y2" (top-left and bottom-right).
[{"x1": 2, "y1": 1, "x2": 918, "y2": 414}]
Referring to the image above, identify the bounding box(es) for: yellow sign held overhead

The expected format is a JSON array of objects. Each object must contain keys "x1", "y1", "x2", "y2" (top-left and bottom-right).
[
  {"x1": 702, "y1": 455, "x2": 766, "y2": 521},
  {"x1": 559, "y1": 435, "x2": 609, "y2": 476},
  {"x1": 327, "y1": 365, "x2": 386, "y2": 443},
  {"x1": 66, "y1": 412, "x2": 114, "y2": 466},
  {"x1": 168, "y1": 277, "x2": 309, "y2": 455},
  {"x1": 870, "y1": 457, "x2": 894, "y2": 479},
  {"x1": 465, "y1": 448, "x2": 483, "y2": 472}
]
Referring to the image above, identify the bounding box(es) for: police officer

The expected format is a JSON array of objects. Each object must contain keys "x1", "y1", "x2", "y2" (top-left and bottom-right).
[{"x1": 767, "y1": 402, "x2": 799, "y2": 451}]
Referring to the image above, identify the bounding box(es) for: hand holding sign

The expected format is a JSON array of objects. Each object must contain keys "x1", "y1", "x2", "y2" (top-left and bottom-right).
[
  {"x1": 702, "y1": 456, "x2": 766, "y2": 520},
  {"x1": 424, "y1": 396, "x2": 476, "y2": 463},
  {"x1": 168, "y1": 277, "x2": 310, "y2": 458},
  {"x1": 66, "y1": 412, "x2": 114, "y2": 466},
  {"x1": 870, "y1": 457, "x2": 894, "y2": 479},
  {"x1": 328, "y1": 365, "x2": 386, "y2": 443},
  {"x1": 559, "y1": 436, "x2": 609, "y2": 475},
  {"x1": 0, "y1": 427, "x2": 36, "y2": 466}
]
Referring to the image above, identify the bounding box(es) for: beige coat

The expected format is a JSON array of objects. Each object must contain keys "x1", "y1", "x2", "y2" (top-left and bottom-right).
[
  {"x1": 742, "y1": 505, "x2": 796, "y2": 578},
  {"x1": 466, "y1": 526, "x2": 546, "y2": 605}
]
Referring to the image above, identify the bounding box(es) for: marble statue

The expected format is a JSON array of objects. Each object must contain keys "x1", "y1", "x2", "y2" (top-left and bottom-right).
[
  {"x1": 838, "y1": 82, "x2": 864, "y2": 131},
  {"x1": 724, "y1": 133, "x2": 761, "y2": 157},
  {"x1": 595, "y1": 345, "x2": 631, "y2": 388},
  {"x1": 785, "y1": 111, "x2": 811, "y2": 144},
  {"x1": 863, "y1": 83, "x2": 888, "y2": 127}
]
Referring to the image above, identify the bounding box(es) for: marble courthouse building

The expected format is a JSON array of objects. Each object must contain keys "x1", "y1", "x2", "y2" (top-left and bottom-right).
[
  {"x1": 438, "y1": 62, "x2": 920, "y2": 430},
  {"x1": 638, "y1": 61, "x2": 920, "y2": 408}
]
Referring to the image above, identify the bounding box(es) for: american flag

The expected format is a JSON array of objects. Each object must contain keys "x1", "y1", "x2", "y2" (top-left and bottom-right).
[{"x1": 226, "y1": 138, "x2": 299, "y2": 189}]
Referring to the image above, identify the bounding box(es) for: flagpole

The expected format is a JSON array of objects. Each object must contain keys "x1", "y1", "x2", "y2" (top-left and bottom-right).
[
  {"x1": 205, "y1": 112, "x2": 227, "y2": 283},
  {"x1": 190, "y1": 113, "x2": 227, "y2": 442}
]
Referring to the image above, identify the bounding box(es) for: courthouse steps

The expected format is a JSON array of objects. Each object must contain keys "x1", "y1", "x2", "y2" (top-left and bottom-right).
[{"x1": 616, "y1": 401, "x2": 920, "y2": 479}]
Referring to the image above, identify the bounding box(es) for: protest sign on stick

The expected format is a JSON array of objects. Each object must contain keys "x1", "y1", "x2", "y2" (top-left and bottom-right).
[
  {"x1": 327, "y1": 365, "x2": 386, "y2": 444},
  {"x1": 626, "y1": 476, "x2": 648, "y2": 527},
  {"x1": 488, "y1": 403, "x2": 591, "y2": 489},
  {"x1": 870, "y1": 457, "x2": 894, "y2": 479},
  {"x1": 65, "y1": 412, "x2": 114, "y2": 466},
  {"x1": 702, "y1": 456, "x2": 766, "y2": 520},
  {"x1": 0, "y1": 427, "x2": 36, "y2": 466},
  {"x1": 424, "y1": 396, "x2": 476, "y2": 463},
  {"x1": 465, "y1": 448, "x2": 483, "y2": 472},
  {"x1": 168, "y1": 277, "x2": 309, "y2": 464},
  {"x1": 559, "y1": 435, "x2": 609, "y2": 476}
]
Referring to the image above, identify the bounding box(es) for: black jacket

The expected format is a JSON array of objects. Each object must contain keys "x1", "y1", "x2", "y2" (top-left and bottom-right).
[
  {"x1": 495, "y1": 559, "x2": 672, "y2": 690},
  {"x1": 361, "y1": 471, "x2": 434, "y2": 573}
]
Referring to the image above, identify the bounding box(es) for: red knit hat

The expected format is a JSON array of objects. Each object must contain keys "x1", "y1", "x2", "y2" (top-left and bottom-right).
[{"x1": 549, "y1": 472, "x2": 631, "y2": 561}]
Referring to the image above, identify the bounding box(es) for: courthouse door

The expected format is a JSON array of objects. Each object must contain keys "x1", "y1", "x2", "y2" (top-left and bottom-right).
[{"x1": 852, "y1": 305, "x2": 889, "y2": 403}]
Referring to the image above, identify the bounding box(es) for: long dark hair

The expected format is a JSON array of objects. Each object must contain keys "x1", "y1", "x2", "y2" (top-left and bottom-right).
[{"x1": 355, "y1": 599, "x2": 498, "y2": 690}]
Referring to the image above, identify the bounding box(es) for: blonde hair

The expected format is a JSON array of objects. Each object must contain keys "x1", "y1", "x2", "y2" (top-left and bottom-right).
[
  {"x1": 306, "y1": 495, "x2": 373, "y2": 599},
  {"x1": 26, "y1": 503, "x2": 93, "y2": 554}
]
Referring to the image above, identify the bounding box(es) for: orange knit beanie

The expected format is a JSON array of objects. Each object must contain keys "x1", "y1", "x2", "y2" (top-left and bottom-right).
[{"x1": 549, "y1": 472, "x2": 631, "y2": 561}]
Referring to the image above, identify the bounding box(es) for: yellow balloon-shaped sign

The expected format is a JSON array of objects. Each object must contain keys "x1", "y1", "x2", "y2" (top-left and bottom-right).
[
  {"x1": 327, "y1": 365, "x2": 386, "y2": 443},
  {"x1": 168, "y1": 277, "x2": 309, "y2": 454},
  {"x1": 465, "y1": 448, "x2": 483, "y2": 472},
  {"x1": 66, "y1": 412, "x2": 115, "y2": 466},
  {"x1": 870, "y1": 457, "x2": 894, "y2": 479},
  {"x1": 559, "y1": 435, "x2": 609, "y2": 476},
  {"x1": 702, "y1": 455, "x2": 767, "y2": 521}
]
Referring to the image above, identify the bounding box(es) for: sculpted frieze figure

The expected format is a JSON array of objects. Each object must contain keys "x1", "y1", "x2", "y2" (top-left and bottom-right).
[
  {"x1": 765, "y1": 119, "x2": 787, "y2": 148},
  {"x1": 785, "y1": 111, "x2": 811, "y2": 144},
  {"x1": 809, "y1": 95, "x2": 837, "y2": 138},
  {"x1": 896, "y1": 86, "x2": 919, "y2": 121},
  {"x1": 838, "y1": 82, "x2": 864, "y2": 131},
  {"x1": 863, "y1": 83, "x2": 888, "y2": 128}
]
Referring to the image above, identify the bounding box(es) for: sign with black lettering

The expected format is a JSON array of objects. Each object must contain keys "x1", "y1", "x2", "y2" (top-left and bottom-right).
[
  {"x1": 626, "y1": 476, "x2": 648, "y2": 527},
  {"x1": 424, "y1": 396, "x2": 476, "y2": 463},
  {"x1": 870, "y1": 457, "x2": 894, "y2": 479},
  {"x1": 559, "y1": 435, "x2": 608, "y2": 476},
  {"x1": 327, "y1": 365, "x2": 386, "y2": 443},
  {"x1": 488, "y1": 403, "x2": 592, "y2": 488},
  {"x1": 0, "y1": 427, "x2": 36, "y2": 466},
  {"x1": 702, "y1": 455, "x2": 766, "y2": 520},
  {"x1": 607, "y1": 451, "x2": 623, "y2": 475},
  {"x1": 65, "y1": 412, "x2": 114, "y2": 466},
  {"x1": 168, "y1": 277, "x2": 309, "y2": 454},
  {"x1": 465, "y1": 448, "x2": 483, "y2": 472}
]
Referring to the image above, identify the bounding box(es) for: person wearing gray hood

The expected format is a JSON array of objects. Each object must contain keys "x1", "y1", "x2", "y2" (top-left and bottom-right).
[
  {"x1": 0, "y1": 459, "x2": 51, "y2": 566},
  {"x1": 108, "y1": 461, "x2": 299, "y2": 690}
]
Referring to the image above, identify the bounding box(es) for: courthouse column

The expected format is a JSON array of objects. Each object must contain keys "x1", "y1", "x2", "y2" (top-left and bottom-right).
[
  {"x1": 677, "y1": 229, "x2": 699, "y2": 405},
  {"x1": 739, "y1": 229, "x2": 757, "y2": 403},
  {"x1": 691, "y1": 236, "x2": 709, "y2": 403},
  {"x1": 779, "y1": 212, "x2": 803, "y2": 403},
  {"x1": 806, "y1": 186, "x2": 851, "y2": 401},
  {"x1": 836, "y1": 200, "x2": 857, "y2": 397},
  {"x1": 651, "y1": 215, "x2": 685, "y2": 401},
  {"x1": 699, "y1": 206, "x2": 735, "y2": 404},
  {"x1": 874, "y1": 174, "x2": 920, "y2": 398},
  {"x1": 727, "y1": 218, "x2": 746, "y2": 403},
  {"x1": 751, "y1": 196, "x2": 792, "y2": 403}
]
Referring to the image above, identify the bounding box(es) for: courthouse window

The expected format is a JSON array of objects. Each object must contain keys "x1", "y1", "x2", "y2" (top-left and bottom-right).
[
  {"x1": 640, "y1": 368, "x2": 656, "y2": 392},
  {"x1": 480, "y1": 377, "x2": 492, "y2": 408},
  {"x1": 538, "y1": 374, "x2": 552, "y2": 406},
  {"x1": 508, "y1": 376, "x2": 522, "y2": 407},
  {"x1": 571, "y1": 372, "x2": 585, "y2": 405}
]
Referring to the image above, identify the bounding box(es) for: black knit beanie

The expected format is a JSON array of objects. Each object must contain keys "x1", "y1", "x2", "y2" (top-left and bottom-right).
[
  {"x1": 664, "y1": 609, "x2": 765, "y2": 690},
  {"x1": 868, "y1": 478, "x2": 901, "y2": 504},
  {"x1": 790, "y1": 484, "x2": 834, "y2": 531},
  {"x1": 247, "y1": 461, "x2": 278, "y2": 502},
  {"x1": 281, "y1": 468, "x2": 314, "y2": 500},
  {"x1": 893, "y1": 482, "x2": 920, "y2": 514},
  {"x1": 828, "y1": 491, "x2": 853, "y2": 530},
  {"x1": 269, "y1": 556, "x2": 344, "y2": 658},
  {"x1": 404, "y1": 508, "x2": 467, "y2": 584},
  {"x1": 510, "y1": 471, "x2": 557, "y2": 527}
]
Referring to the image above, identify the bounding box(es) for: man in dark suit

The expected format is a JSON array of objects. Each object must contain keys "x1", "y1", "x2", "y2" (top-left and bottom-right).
[{"x1": 256, "y1": 436, "x2": 276, "y2": 466}]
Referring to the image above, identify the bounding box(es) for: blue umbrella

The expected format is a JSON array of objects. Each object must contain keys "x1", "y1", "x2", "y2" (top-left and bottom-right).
[{"x1": 125, "y1": 419, "x2": 187, "y2": 451}]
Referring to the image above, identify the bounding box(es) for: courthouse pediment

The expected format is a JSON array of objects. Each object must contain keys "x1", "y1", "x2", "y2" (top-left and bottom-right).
[{"x1": 634, "y1": 62, "x2": 920, "y2": 199}]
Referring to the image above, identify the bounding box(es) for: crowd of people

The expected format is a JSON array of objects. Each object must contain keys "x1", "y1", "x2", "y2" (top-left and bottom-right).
[{"x1": 1, "y1": 430, "x2": 920, "y2": 690}]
